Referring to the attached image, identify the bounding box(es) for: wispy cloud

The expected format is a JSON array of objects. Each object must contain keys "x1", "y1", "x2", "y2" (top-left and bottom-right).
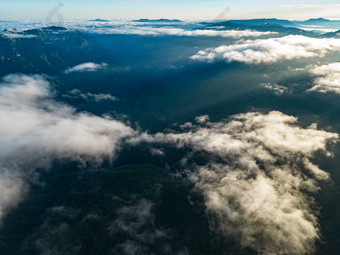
[
  {"x1": 64, "y1": 62, "x2": 108, "y2": 74},
  {"x1": 110, "y1": 200, "x2": 170, "y2": 254},
  {"x1": 64, "y1": 89, "x2": 118, "y2": 102}
]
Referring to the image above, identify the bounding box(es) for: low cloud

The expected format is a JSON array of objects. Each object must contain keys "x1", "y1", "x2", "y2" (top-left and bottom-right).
[
  {"x1": 133, "y1": 111, "x2": 338, "y2": 254},
  {"x1": 262, "y1": 83, "x2": 289, "y2": 95},
  {"x1": 65, "y1": 89, "x2": 117, "y2": 102},
  {"x1": 191, "y1": 35, "x2": 340, "y2": 64},
  {"x1": 150, "y1": 28, "x2": 275, "y2": 38},
  {"x1": 109, "y1": 199, "x2": 173, "y2": 255},
  {"x1": 309, "y1": 62, "x2": 340, "y2": 93},
  {"x1": 26, "y1": 206, "x2": 80, "y2": 254},
  {"x1": 1, "y1": 32, "x2": 37, "y2": 39},
  {"x1": 195, "y1": 115, "x2": 210, "y2": 124},
  {"x1": 64, "y1": 62, "x2": 108, "y2": 74},
  {"x1": 0, "y1": 74, "x2": 135, "y2": 221}
]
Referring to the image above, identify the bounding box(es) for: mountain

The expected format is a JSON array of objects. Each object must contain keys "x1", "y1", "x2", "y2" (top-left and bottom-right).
[
  {"x1": 323, "y1": 29, "x2": 340, "y2": 37},
  {"x1": 0, "y1": 164, "x2": 213, "y2": 255},
  {"x1": 297, "y1": 18, "x2": 332, "y2": 25},
  {"x1": 23, "y1": 26, "x2": 67, "y2": 35},
  {"x1": 295, "y1": 18, "x2": 340, "y2": 29},
  {"x1": 89, "y1": 19, "x2": 109, "y2": 22},
  {"x1": 133, "y1": 19, "x2": 182, "y2": 23},
  {"x1": 212, "y1": 18, "x2": 340, "y2": 33},
  {"x1": 1, "y1": 28, "x2": 38, "y2": 39},
  {"x1": 0, "y1": 28, "x2": 105, "y2": 76},
  {"x1": 42, "y1": 26, "x2": 67, "y2": 31},
  {"x1": 211, "y1": 20, "x2": 314, "y2": 36},
  {"x1": 3, "y1": 28, "x2": 20, "y2": 34},
  {"x1": 227, "y1": 18, "x2": 297, "y2": 27}
]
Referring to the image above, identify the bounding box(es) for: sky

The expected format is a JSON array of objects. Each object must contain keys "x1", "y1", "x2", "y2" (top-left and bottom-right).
[{"x1": 1, "y1": 0, "x2": 340, "y2": 22}]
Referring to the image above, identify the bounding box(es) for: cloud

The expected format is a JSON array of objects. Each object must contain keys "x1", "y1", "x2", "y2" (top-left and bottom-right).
[
  {"x1": 0, "y1": 74, "x2": 135, "y2": 221},
  {"x1": 191, "y1": 35, "x2": 340, "y2": 64},
  {"x1": 27, "y1": 200, "x2": 163, "y2": 255},
  {"x1": 195, "y1": 115, "x2": 210, "y2": 124},
  {"x1": 308, "y1": 62, "x2": 340, "y2": 93},
  {"x1": 87, "y1": 92, "x2": 117, "y2": 102},
  {"x1": 154, "y1": 28, "x2": 275, "y2": 38},
  {"x1": 262, "y1": 83, "x2": 289, "y2": 95},
  {"x1": 133, "y1": 111, "x2": 338, "y2": 254},
  {"x1": 65, "y1": 89, "x2": 118, "y2": 102},
  {"x1": 64, "y1": 62, "x2": 108, "y2": 74},
  {"x1": 109, "y1": 199, "x2": 171, "y2": 255},
  {"x1": 81, "y1": 23, "x2": 276, "y2": 38},
  {"x1": 1, "y1": 32, "x2": 37, "y2": 39}
]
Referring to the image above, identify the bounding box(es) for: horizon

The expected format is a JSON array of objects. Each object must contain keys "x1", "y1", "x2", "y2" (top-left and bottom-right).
[
  {"x1": 2, "y1": 0, "x2": 340, "y2": 21},
  {"x1": 2, "y1": 17, "x2": 340, "y2": 23}
]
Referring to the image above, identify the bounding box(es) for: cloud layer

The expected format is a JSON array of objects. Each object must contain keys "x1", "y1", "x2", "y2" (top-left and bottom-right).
[
  {"x1": 0, "y1": 74, "x2": 134, "y2": 220},
  {"x1": 70, "y1": 21, "x2": 276, "y2": 38},
  {"x1": 191, "y1": 35, "x2": 340, "y2": 64},
  {"x1": 1, "y1": 32, "x2": 37, "y2": 39},
  {"x1": 134, "y1": 111, "x2": 338, "y2": 254},
  {"x1": 96, "y1": 26, "x2": 275, "y2": 38}
]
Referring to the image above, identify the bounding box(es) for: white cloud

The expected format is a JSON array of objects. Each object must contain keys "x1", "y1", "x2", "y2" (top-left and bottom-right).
[
  {"x1": 64, "y1": 62, "x2": 108, "y2": 74},
  {"x1": 309, "y1": 62, "x2": 340, "y2": 93},
  {"x1": 263, "y1": 83, "x2": 289, "y2": 95},
  {"x1": 1, "y1": 32, "x2": 37, "y2": 39},
  {"x1": 195, "y1": 115, "x2": 210, "y2": 124},
  {"x1": 150, "y1": 148, "x2": 164, "y2": 156},
  {"x1": 133, "y1": 111, "x2": 338, "y2": 254},
  {"x1": 191, "y1": 35, "x2": 340, "y2": 64},
  {"x1": 0, "y1": 74, "x2": 135, "y2": 221},
  {"x1": 297, "y1": 26, "x2": 338, "y2": 33},
  {"x1": 161, "y1": 28, "x2": 275, "y2": 38}
]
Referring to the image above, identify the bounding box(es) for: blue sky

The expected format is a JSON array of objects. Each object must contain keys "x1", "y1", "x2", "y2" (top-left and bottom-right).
[{"x1": 1, "y1": 0, "x2": 340, "y2": 21}]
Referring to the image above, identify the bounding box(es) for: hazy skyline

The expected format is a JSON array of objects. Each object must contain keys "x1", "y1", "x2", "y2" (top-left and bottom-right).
[{"x1": 2, "y1": 0, "x2": 340, "y2": 21}]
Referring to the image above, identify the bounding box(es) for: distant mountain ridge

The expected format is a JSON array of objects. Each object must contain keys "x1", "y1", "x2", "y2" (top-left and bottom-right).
[
  {"x1": 207, "y1": 18, "x2": 340, "y2": 35},
  {"x1": 323, "y1": 29, "x2": 340, "y2": 37},
  {"x1": 294, "y1": 18, "x2": 340, "y2": 29},
  {"x1": 89, "y1": 19, "x2": 109, "y2": 22},
  {"x1": 209, "y1": 20, "x2": 314, "y2": 36},
  {"x1": 227, "y1": 18, "x2": 297, "y2": 27},
  {"x1": 133, "y1": 19, "x2": 182, "y2": 23}
]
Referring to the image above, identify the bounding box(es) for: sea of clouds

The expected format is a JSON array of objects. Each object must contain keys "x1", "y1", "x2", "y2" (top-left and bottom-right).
[{"x1": 2, "y1": 19, "x2": 340, "y2": 254}]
